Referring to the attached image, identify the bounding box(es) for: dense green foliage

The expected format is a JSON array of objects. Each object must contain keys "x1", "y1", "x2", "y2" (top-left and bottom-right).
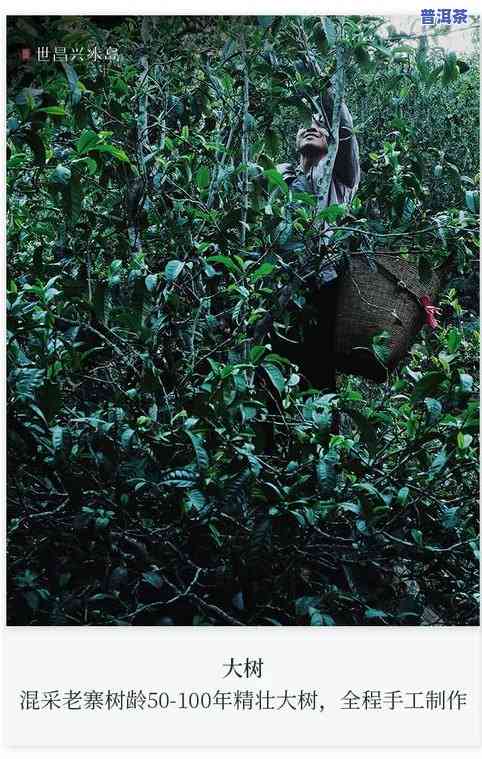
[{"x1": 7, "y1": 15, "x2": 479, "y2": 625}]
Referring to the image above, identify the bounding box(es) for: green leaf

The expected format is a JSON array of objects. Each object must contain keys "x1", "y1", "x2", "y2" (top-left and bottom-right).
[
  {"x1": 142, "y1": 571, "x2": 163, "y2": 589},
  {"x1": 53, "y1": 164, "x2": 71, "y2": 184},
  {"x1": 295, "y1": 596, "x2": 319, "y2": 615},
  {"x1": 364, "y1": 608, "x2": 388, "y2": 620},
  {"x1": 76, "y1": 129, "x2": 99, "y2": 155},
  {"x1": 220, "y1": 38, "x2": 237, "y2": 62},
  {"x1": 411, "y1": 528, "x2": 423, "y2": 547},
  {"x1": 51, "y1": 423, "x2": 72, "y2": 456},
  {"x1": 196, "y1": 166, "x2": 210, "y2": 190},
  {"x1": 38, "y1": 106, "x2": 66, "y2": 116},
  {"x1": 262, "y1": 363, "x2": 285, "y2": 394},
  {"x1": 428, "y1": 448, "x2": 449, "y2": 481},
  {"x1": 275, "y1": 219, "x2": 292, "y2": 245},
  {"x1": 440, "y1": 505, "x2": 461, "y2": 530},
  {"x1": 316, "y1": 451, "x2": 338, "y2": 497},
  {"x1": 249, "y1": 345, "x2": 266, "y2": 364},
  {"x1": 372, "y1": 343, "x2": 390, "y2": 367},
  {"x1": 145, "y1": 274, "x2": 158, "y2": 292},
  {"x1": 94, "y1": 144, "x2": 129, "y2": 162},
  {"x1": 263, "y1": 168, "x2": 289, "y2": 194},
  {"x1": 15, "y1": 86, "x2": 43, "y2": 107},
  {"x1": 459, "y1": 373, "x2": 473, "y2": 393},
  {"x1": 121, "y1": 428, "x2": 136, "y2": 449},
  {"x1": 109, "y1": 259, "x2": 123, "y2": 276},
  {"x1": 83, "y1": 157, "x2": 98, "y2": 175},
  {"x1": 424, "y1": 397, "x2": 442, "y2": 422},
  {"x1": 164, "y1": 260, "x2": 185, "y2": 282},
  {"x1": 465, "y1": 190, "x2": 479, "y2": 213},
  {"x1": 354, "y1": 45, "x2": 372, "y2": 71},
  {"x1": 160, "y1": 469, "x2": 198, "y2": 488},
  {"x1": 69, "y1": 169, "x2": 82, "y2": 224},
  {"x1": 187, "y1": 490, "x2": 207, "y2": 511},
  {"x1": 469, "y1": 540, "x2": 479, "y2": 561},
  {"x1": 10, "y1": 367, "x2": 44, "y2": 400},
  {"x1": 457, "y1": 432, "x2": 473, "y2": 450},
  {"x1": 446, "y1": 328, "x2": 462, "y2": 354},
  {"x1": 207, "y1": 255, "x2": 242, "y2": 275},
  {"x1": 52, "y1": 425, "x2": 64, "y2": 451},
  {"x1": 310, "y1": 609, "x2": 335, "y2": 625},
  {"x1": 250, "y1": 263, "x2": 275, "y2": 282},
  {"x1": 186, "y1": 430, "x2": 209, "y2": 470},
  {"x1": 62, "y1": 62, "x2": 80, "y2": 94},
  {"x1": 318, "y1": 204, "x2": 347, "y2": 224},
  {"x1": 354, "y1": 481, "x2": 383, "y2": 501}
]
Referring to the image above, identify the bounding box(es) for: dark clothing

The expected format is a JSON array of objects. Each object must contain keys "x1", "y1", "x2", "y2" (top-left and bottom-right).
[{"x1": 271, "y1": 279, "x2": 339, "y2": 392}]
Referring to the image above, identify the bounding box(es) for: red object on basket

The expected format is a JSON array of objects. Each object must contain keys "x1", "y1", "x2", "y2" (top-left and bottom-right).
[{"x1": 420, "y1": 294, "x2": 441, "y2": 328}]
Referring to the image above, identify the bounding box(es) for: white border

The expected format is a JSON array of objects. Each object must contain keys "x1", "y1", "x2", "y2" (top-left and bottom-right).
[
  {"x1": 2, "y1": 1, "x2": 482, "y2": 14},
  {"x1": 2, "y1": 1, "x2": 481, "y2": 755}
]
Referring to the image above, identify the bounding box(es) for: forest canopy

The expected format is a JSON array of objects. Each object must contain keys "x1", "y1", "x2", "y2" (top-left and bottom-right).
[{"x1": 6, "y1": 15, "x2": 480, "y2": 626}]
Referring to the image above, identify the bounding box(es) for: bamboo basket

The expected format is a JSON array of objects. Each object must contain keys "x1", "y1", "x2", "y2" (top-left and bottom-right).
[{"x1": 333, "y1": 252, "x2": 444, "y2": 382}]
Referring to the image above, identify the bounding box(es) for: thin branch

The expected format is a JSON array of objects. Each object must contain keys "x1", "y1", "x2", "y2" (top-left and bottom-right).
[{"x1": 240, "y1": 31, "x2": 250, "y2": 248}]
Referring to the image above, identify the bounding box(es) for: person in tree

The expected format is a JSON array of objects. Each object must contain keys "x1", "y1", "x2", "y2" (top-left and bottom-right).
[{"x1": 272, "y1": 90, "x2": 360, "y2": 393}]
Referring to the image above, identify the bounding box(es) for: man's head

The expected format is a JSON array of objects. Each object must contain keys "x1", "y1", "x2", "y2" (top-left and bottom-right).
[{"x1": 296, "y1": 118, "x2": 329, "y2": 159}]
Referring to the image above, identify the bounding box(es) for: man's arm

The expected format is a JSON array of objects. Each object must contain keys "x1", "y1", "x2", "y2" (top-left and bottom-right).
[
  {"x1": 335, "y1": 101, "x2": 360, "y2": 189},
  {"x1": 322, "y1": 90, "x2": 360, "y2": 190}
]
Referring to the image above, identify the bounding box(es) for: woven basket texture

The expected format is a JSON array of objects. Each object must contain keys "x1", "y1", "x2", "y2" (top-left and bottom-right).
[{"x1": 334, "y1": 252, "x2": 443, "y2": 382}]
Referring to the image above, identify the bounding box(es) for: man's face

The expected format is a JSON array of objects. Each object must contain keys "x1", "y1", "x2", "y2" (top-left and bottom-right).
[{"x1": 296, "y1": 119, "x2": 328, "y2": 157}]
